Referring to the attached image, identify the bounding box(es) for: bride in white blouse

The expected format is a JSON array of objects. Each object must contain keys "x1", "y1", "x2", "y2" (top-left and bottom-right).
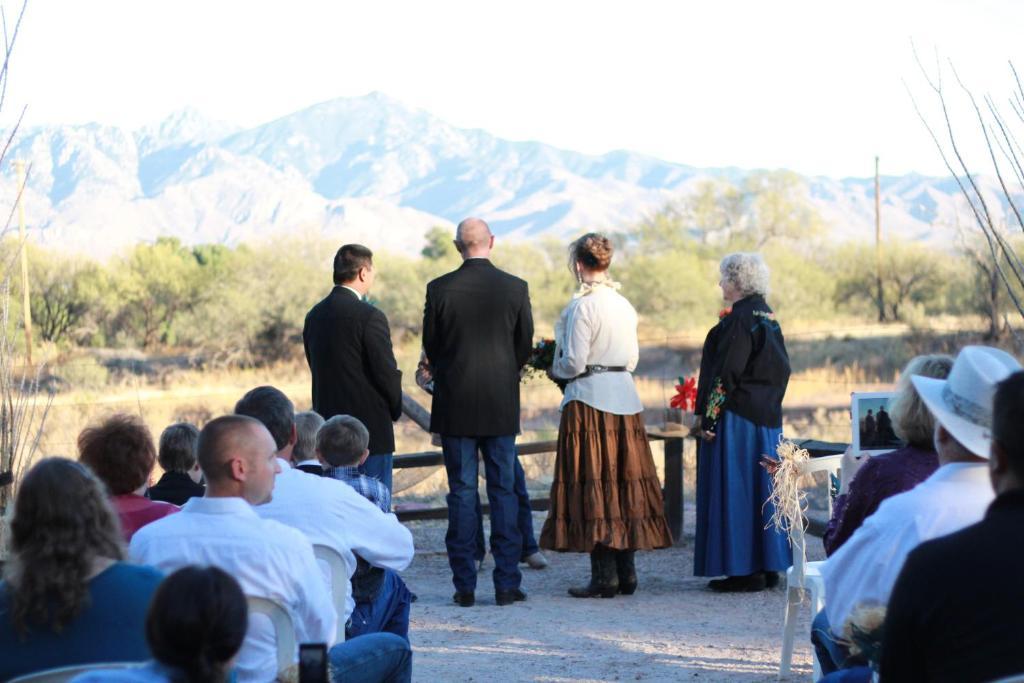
[{"x1": 538, "y1": 233, "x2": 673, "y2": 598}]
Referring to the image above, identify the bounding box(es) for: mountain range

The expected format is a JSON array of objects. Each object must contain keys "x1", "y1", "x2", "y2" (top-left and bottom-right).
[{"x1": 0, "y1": 92, "x2": 1015, "y2": 258}]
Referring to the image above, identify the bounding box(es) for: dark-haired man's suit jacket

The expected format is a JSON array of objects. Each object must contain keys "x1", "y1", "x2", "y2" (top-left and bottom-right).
[
  {"x1": 422, "y1": 259, "x2": 534, "y2": 436},
  {"x1": 303, "y1": 286, "x2": 403, "y2": 455}
]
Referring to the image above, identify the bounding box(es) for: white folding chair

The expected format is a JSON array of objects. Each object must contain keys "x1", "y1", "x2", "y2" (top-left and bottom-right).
[
  {"x1": 779, "y1": 453, "x2": 842, "y2": 680},
  {"x1": 8, "y1": 662, "x2": 141, "y2": 683},
  {"x1": 313, "y1": 543, "x2": 349, "y2": 643},
  {"x1": 247, "y1": 595, "x2": 297, "y2": 677}
]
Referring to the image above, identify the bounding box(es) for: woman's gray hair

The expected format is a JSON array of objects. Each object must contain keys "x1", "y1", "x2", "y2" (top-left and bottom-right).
[
  {"x1": 719, "y1": 252, "x2": 771, "y2": 297},
  {"x1": 890, "y1": 354, "x2": 954, "y2": 448}
]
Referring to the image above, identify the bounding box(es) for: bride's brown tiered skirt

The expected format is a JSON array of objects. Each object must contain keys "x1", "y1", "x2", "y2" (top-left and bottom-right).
[{"x1": 539, "y1": 400, "x2": 673, "y2": 552}]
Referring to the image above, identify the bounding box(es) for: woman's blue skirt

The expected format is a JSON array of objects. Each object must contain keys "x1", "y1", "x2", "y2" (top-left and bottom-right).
[{"x1": 694, "y1": 409, "x2": 792, "y2": 577}]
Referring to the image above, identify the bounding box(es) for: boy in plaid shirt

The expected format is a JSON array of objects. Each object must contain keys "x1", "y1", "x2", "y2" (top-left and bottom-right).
[
  {"x1": 320, "y1": 415, "x2": 391, "y2": 512},
  {"x1": 318, "y1": 415, "x2": 413, "y2": 641}
]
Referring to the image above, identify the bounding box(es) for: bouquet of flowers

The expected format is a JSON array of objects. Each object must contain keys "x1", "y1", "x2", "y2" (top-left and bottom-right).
[
  {"x1": 670, "y1": 376, "x2": 697, "y2": 411},
  {"x1": 522, "y1": 338, "x2": 567, "y2": 391},
  {"x1": 665, "y1": 376, "x2": 699, "y2": 431}
]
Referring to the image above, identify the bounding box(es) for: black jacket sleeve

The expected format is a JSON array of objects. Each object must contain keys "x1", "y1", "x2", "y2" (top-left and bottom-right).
[
  {"x1": 699, "y1": 312, "x2": 752, "y2": 433},
  {"x1": 364, "y1": 307, "x2": 403, "y2": 421},
  {"x1": 422, "y1": 286, "x2": 438, "y2": 364},
  {"x1": 513, "y1": 283, "x2": 534, "y2": 369}
]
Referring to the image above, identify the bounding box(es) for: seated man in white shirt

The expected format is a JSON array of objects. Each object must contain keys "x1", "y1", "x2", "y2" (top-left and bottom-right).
[
  {"x1": 234, "y1": 386, "x2": 415, "y2": 643},
  {"x1": 129, "y1": 415, "x2": 412, "y2": 683},
  {"x1": 815, "y1": 346, "x2": 1021, "y2": 676}
]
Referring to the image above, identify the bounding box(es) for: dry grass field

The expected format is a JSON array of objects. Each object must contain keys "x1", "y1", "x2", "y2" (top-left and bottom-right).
[{"x1": 15, "y1": 316, "x2": 995, "y2": 507}]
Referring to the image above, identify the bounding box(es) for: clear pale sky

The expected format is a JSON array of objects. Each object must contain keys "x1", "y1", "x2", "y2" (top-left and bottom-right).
[{"x1": 6, "y1": 0, "x2": 1022, "y2": 178}]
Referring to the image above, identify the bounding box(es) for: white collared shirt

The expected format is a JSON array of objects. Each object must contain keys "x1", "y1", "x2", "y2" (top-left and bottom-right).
[
  {"x1": 255, "y1": 461, "x2": 414, "y2": 619},
  {"x1": 822, "y1": 462, "x2": 994, "y2": 628},
  {"x1": 294, "y1": 459, "x2": 321, "y2": 469},
  {"x1": 128, "y1": 496, "x2": 336, "y2": 683},
  {"x1": 552, "y1": 285, "x2": 643, "y2": 415}
]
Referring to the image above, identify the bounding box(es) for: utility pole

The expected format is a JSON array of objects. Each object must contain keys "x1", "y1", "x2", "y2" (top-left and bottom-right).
[
  {"x1": 875, "y1": 156, "x2": 884, "y2": 323},
  {"x1": 15, "y1": 159, "x2": 32, "y2": 364}
]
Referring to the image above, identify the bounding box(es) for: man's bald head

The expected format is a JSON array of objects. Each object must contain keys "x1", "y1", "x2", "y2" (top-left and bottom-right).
[
  {"x1": 454, "y1": 217, "x2": 494, "y2": 258},
  {"x1": 197, "y1": 415, "x2": 270, "y2": 486}
]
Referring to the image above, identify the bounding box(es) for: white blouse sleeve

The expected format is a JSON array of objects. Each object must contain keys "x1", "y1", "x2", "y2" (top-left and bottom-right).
[{"x1": 552, "y1": 300, "x2": 592, "y2": 379}]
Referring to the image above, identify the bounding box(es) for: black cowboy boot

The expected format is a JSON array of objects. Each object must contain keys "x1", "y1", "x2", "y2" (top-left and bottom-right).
[
  {"x1": 615, "y1": 550, "x2": 637, "y2": 595},
  {"x1": 568, "y1": 545, "x2": 619, "y2": 598}
]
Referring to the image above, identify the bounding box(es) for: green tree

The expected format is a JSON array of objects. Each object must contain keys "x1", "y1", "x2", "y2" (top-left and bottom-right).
[
  {"x1": 740, "y1": 170, "x2": 824, "y2": 248},
  {"x1": 421, "y1": 225, "x2": 455, "y2": 260},
  {"x1": 683, "y1": 178, "x2": 745, "y2": 245},
  {"x1": 111, "y1": 237, "x2": 206, "y2": 348},
  {"x1": 26, "y1": 248, "x2": 107, "y2": 345},
  {"x1": 618, "y1": 249, "x2": 717, "y2": 331},
  {"x1": 833, "y1": 241, "x2": 946, "y2": 322}
]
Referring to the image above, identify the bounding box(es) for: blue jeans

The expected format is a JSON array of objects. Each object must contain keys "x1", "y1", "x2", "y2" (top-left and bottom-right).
[
  {"x1": 346, "y1": 569, "x2": 413, "y2": 642},
  {"x1": 329, "y1": 631, "x2": 411, "y2": 683},
  {"x1": 442, "y1": 435, "x2": 522, "y2": 593},
  {"x1": 475, "y1": 454, "x2": 539, "y2": 560},
  {"x1": 360, "y1": 452, "x2": 393, "y2": 498}
]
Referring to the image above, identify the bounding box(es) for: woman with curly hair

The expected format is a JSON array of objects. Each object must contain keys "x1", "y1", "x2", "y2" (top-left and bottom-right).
[
  {"x1": 539, "y1": 233, "x2": 673, "y2": 598},
  {"x1": 78, "y1": 414, "x2": 178, "y2": 541},
  {"x1": 694, "y1": 252, "x2": 792, "y2": 592},
  {"x1": 72, "y1": 566, "x2": 248, "y2": 683},
  {"x1": 0, "y1": 457, "x2": 164, "y2": 680}
]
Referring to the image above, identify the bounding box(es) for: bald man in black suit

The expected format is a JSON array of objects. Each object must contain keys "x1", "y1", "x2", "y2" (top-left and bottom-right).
[{"x1": 423, "y1": 218, "x2": 534, "y2": 607}]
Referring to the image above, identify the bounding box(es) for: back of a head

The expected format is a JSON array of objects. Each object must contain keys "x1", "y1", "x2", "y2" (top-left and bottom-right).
[
  {"x1": 455, "y1": 217, "x2": 493, "y2": 257},
  {"x1": 993, "y1": 371, "x2": 1024, "y2": 483},
  {"x1": 293, "y1": 410, "x2": 325, "y2": 462},
  {"x1": 569, "y1": 233, "x2": 613, "y2": 273},
  {"x1": 333, "y1": 244, "x2": 373, "y2": 285},
  {"x1": 316, "y1": 414, "x2": 369, "y2": 468},
  {"x1": 197, "y1": 414, "x2": 264, "y2": 487},
  {"x1": 158, "y1": 422, "x2": 200, "y2": 473},
  {"x1": 890, "y1": 354, "x2": 954, "y2": 448},
  {"x1": 78, "y1": 414, "x2": 156, "y2": 495},
  {"x1": 5, "y1": 458, "x2": 124, "y2": 634},
  {"x1": 720, "y1": 252, "x2": 771, "y2": 297},
  {"x1": 146, "y1": 566, "x2": 248, "y2": 683},
  {"x1": 234, "y1": 386, "x2": 294, "y2": 451}
]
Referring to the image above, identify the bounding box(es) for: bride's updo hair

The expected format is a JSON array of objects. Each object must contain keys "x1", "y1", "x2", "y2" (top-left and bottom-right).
[{"x1": 570, "y1": 233, "x2": 614, "y2": 272}]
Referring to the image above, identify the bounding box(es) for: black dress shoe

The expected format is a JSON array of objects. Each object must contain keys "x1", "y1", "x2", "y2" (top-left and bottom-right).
[
  {"x1": 495, "y1": 588, "x2": 527, "y2": 606},
  {"x1": 708, "y1": 573, "x2": 768, "y2": 593},
  {"x1": 763, "y1": 571, "x2": 780, "y2": 588},
  {"x1": 453, "y1": 591, "x2": 475, "y2": 607}
]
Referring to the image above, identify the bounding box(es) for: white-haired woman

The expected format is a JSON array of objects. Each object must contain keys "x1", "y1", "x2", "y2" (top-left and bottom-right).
[{"x1": 693, "y1": 252, "x2": 792, "y2": 592}]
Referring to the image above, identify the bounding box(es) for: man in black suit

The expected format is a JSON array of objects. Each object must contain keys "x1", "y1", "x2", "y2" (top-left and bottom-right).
[
  {"x1": 879, "y1": 371, "x2": 1024, "y2": 682},
  {"x1": 304, "y1": 244, "x2": 403, "y2": 495},
  {"x1": 422, "y1": 217, "x2": 534, "y2": 607}
]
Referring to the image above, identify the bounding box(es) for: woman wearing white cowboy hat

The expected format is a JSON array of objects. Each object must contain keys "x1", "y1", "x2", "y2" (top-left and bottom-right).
[{"x1": 814, "y1": 345, "x2": 1021, "y2": 678}]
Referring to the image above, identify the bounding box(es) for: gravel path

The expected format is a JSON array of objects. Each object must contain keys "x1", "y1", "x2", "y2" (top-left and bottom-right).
[{"x1": 402, "y1": 506, "x2": 822, "y2": 682}]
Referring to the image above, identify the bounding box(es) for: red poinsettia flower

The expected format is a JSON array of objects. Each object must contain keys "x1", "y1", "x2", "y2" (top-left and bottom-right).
[{"x1": 670, "y1": 376, "x2": 698, "y2": 412}]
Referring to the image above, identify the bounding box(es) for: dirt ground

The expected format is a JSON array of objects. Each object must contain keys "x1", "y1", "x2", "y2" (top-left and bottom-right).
[{"x1": 403, "y1": 505, "x2": 824, "y2": 682}]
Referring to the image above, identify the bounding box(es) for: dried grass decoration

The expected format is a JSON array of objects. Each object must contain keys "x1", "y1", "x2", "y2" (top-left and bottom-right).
[
  {"x1": 840, "y1": 604, "x2": 887, "y2": 670},
  {"x1": 766, "y1": 437, "x2": 811, "y2": 535}
]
